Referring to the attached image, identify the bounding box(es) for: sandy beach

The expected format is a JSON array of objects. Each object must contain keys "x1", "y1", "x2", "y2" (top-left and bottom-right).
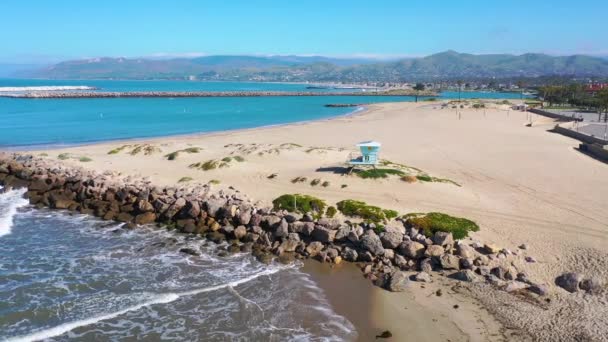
[{"x1": 27, "y1": 100, "x2": 608, "y2": 340}]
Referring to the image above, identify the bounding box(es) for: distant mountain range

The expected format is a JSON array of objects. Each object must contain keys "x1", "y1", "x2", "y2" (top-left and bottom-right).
[{"x1": 17, "y1": 51, "x2": 608, "y2": 82}]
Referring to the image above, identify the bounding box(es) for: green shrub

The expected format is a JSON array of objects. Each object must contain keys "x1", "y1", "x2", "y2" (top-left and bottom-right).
[
  {"x1": 321, "y1": 181, "x2": 330, "y2": 187},
  {"x1": 183, "y1": 147, "x2": 201, "y2": 153},
  {"x1": 416, "y1": 174, "x2": 433, "y2": 182},
  {"x1": 356, "y1": 168, "x2": 404, "y2": 179},
  {"x1": 291, "y1": 176, "x2": 307, "y2": 183},
  {"x1": 201, "y1": 160, "x2": 219, "y2": 170},
  {"x1": 39, "y1": 153, "x2": 48, "y2": 157},
  {"x1": 341, "y1": 184, "x2": 348, "y2": 188},
  {"x1": 209, "y1": 179, "x2": 221, "y2": 185},
  {"x1": 272, "y1": 194, "x2": 326, "y2": 215},
  {"x1": 57, "y1": 153, "x2": 70, "y2": 160},
  {"x1": 178, "y1": 176, "x2": 193, "y2": 183},
  {"x1": 79, "y1": 156, "x2": 92, "y2": 162},
  {"x1": 310, "y1": 178, "x2": 321, "y2": 186},
  {"x1": 326, "y1": 206, "x2": 337, "y2": 218},
  {"x1": 107, "y1": 145, "x2": 129, "y2": 155},
  {"x1": 233, "y1": 155, "x2": 245, "y2": 162},
  {"x1": 221, "y1": 156, "x2": 232, "y2": 162},
  {"x1": 336, "y1": 199, "x2": 398, "y2": 224},
  {"x1": 165, "y1": 151, "x2": 180, "y2": 160},
  {"x1": 404, "y1": 212, "x2": 480, "y2": 240}
]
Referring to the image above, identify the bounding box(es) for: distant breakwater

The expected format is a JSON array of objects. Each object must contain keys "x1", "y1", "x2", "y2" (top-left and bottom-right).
[
  {"x1": 1, "y1": 90, "x2": 438, "y2": 99},
  {"x1": 0, "y1": 153, "x2": 552, "y2": 296}
]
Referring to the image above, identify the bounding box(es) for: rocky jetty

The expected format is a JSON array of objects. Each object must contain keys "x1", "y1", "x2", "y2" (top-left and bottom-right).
[
  {"x1": 1, "y1": 153, "x2": 589, "y2": 298},
  {"x1": 1, "y1": 90, "x2": 438, "y2": 99},
  {"x1": 324, "y1": 103, "x2": 366, "y2": 108}
]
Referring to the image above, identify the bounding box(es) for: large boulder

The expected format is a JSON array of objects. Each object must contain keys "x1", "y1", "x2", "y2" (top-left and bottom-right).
[
  {"x1": 180, "y1": 200, "x2": 201, "y2": 219},
  {"x1": 439, "y1": 254, "x2": 460, "y2": 270},
  {"x1": 273, "y1": 219, "x2": 289, "y2": 238},
  {"x1": 233, "y1": 225, "x2": 247, "y2": 240},
  {"x1": 380, "y1": 231, "x2": 403, "y2": 249},
  {"x1": 205, "y1": 198, "x2": 226, "y2": 217},
  {"x1": 238, "y1": 210, "x2": 251, "y2": 225},
  {"x1": 136, "y1": 199, "x2": 155, "y2": 213},
  {"x1": 164, "y1": 198, "x2": 186, "y2": 220},
  {"x1": 306, "y1": 241, "x2": 325, "y2": 257},
  {"x1": 555, "y1": 272, "x2": 584, "y2": 293},
  {"x1": 579, "y1": 277, "x2": 604, "y2": 294},
  {"x1": 414, "y1": 272, "x2": 431, "y2": 282},
  {"x1": 456, "y1": 243, "x2": 475, "y2": 259},
  {"x1": 387, "y1": 271, "x2": 412, "y2": 292},
  {"x1": 311, "y1": 226, "x2": 337, "y2": 243},
  {"x1": 360, "y1": 231, "x2": 385, "y2": 256},
  {"x1": 483, "y1": 243, "x2": 501, "y2": 254},
  {"x1": 335, "y1": 225, "x2": 352, "y2": 241},
  {"x1": 398, "y1": 241, "x2": 425, "y2": 259},
  {"x1": 424, "y1": 245, "x2": 445, "y2": 258},
  {"x1": 135, "y1": 212, "x2": 156, "y2": 225},
  {"x1": 343, "y1": 247, "x2": 358, "y2": 262},
  {"x1": 451, "y1": 269, "x2": 481, "y2": 282},
  {"x1": 432, "y1": 231, "x2": 454, "y2": 247},
  {"x1": 116, "y1": 212, "x2": 134, "y2": 223}
]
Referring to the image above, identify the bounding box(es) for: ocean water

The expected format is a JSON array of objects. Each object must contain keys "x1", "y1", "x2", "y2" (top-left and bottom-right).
[
  {"x1": 0, "y1": 79, "x2": 526, "y2": 148},
  {"x1": 0, "y1": 187, "x2": 357, "y2": 341}
]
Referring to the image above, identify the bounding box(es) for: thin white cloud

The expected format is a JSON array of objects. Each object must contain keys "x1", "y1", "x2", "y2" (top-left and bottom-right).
[{"x1": 147, "y1": 52, "x2": 209, "y2": 58}]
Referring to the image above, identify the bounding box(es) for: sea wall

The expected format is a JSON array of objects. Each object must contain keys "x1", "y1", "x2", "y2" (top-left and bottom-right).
[
  {"x1": 579, "y1": 143, "x2": 608, "y2": 163},
  {"x1": 0, "y1": 153, "x2": 559, "y2": 294},
  {"x1": 529, "y1": 108, "x2": 583, "y2": 122},
  {"x1": 0, "y1": 90, "x2": 438, "y2": 99},
  {"x1": 552, "y1": 124, "x2": 608, "y2": 145}
]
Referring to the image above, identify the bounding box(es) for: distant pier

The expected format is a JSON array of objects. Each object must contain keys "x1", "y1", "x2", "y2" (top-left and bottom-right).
[{"x1": 1, "y1": 90, "x2": 438, "y2": 99}]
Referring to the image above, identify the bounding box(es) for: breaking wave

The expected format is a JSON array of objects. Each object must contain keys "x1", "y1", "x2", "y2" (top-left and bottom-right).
[{"x1": 0, "y1": 187, "x2": 29, "y2": 237}]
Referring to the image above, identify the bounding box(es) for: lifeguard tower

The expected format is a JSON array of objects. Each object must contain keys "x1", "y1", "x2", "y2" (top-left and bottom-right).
[{"x1": 347, "y1": 141, "x2": 381, "y2": 172}]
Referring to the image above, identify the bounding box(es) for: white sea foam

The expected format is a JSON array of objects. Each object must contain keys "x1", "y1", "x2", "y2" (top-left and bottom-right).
[
  {"x1": 0, "y1": 86, "x2": 95, "y2": 92},
  {"x1": 0, "y1": 187, "x2": 29, "y2": 237},
  {"x1": 6, "y1": 268, "x2": 284, "y2": 342}
]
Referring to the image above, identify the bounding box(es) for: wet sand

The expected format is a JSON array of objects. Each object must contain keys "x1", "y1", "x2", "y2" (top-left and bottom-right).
[{"x1": 302, "y1": 261, "x2": 507, "y2": 341}]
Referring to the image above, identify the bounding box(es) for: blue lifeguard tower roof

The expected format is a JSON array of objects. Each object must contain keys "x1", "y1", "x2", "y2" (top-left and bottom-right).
[
  {"x1": 356, "y1": 141, "x2": 381, "y2": 147},
  {"x1": 348, "y1": 140, "x2": 382, "y2": 166}
]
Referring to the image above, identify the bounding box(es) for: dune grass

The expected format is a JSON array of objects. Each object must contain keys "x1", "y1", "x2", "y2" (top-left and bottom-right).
[
  {"x1": 178, "y1": 176, "x2": 193, "y2": 183},
  {"x1": 272, "y1": 194, "x2": 326, "y2": 215},
  {"x1": 310, "y1": 178, "x2": 321, "y2": 186},
  {"x1": 291, "y1": 176, "x2": 308, "y2": 184},
  {"x1": 336, "y1": 199, "x2": 398, "y2": 224},
  {"x1": 355, "y1": 168, "x2": 405, "y2": 179},
  {"x1": 79, "y1": 157, "x2": 93, "y2": 162},
  {"x1": 57, "y1": 153, "x2": 71, "y2": 160},
  {"x1": 326, "y1": 206, "x2": 337, "y2": 218},
  {"x1": 208, "y1": 179, "x2": 221, "y2": 185},
  {"x1": 403, "y1": 212, "x2": 479, "y2": 240},
  {"x1": 165, "y1": 147, "x2": 201, "y2": 161},
  {"x1": 107, "y1": 145, "x2": 130, "y2": 155}
]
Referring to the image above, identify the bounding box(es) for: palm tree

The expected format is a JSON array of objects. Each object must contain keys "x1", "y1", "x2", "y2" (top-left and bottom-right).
[
  {"x1": 413, "y1": 83, "x2": 425, "y2": 102},
  {"x1": 517, "y1": 81, "x2": 525, "y2": 100}
]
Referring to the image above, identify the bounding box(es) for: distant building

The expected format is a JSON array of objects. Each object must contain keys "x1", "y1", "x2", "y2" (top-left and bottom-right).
[{"x1": 586, "y1": 83, "x2": 608, "y2": 94}]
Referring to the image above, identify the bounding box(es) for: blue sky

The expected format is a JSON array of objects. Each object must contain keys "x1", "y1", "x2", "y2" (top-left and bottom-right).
[{"x1": 1, "y1": 0, "x2": 607, "y2": 63}]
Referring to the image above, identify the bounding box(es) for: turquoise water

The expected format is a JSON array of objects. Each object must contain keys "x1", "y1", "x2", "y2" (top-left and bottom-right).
[{"x1": 0, "y1": 79, "x2": 527, "y2": 147}]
